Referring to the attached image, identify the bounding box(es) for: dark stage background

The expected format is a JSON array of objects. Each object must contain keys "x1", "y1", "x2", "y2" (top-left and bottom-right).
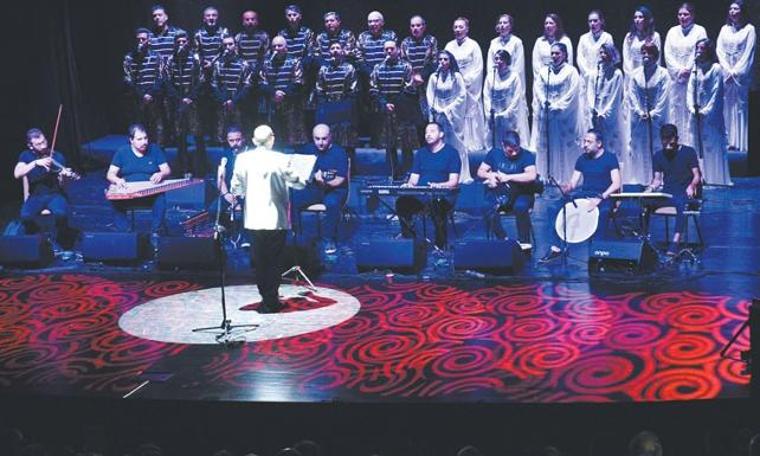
[{"x1": 2, "y1": 0, "x2": 759, "y2": 203}]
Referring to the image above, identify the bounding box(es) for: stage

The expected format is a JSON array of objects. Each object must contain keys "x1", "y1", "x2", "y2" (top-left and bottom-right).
[{"x1": 1, "y1": 141, "x2": 760, "y2": 454}]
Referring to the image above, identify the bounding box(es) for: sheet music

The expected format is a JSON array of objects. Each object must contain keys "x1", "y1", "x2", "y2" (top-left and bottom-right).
[{"x1": 287, "y1": 154, "x2": 318, "y2": 184}]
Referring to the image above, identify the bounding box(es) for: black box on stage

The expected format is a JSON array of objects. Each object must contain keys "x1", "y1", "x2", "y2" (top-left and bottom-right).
[
  {"x1": 355, "y1": 238, "x2": 426, "y2": 273},
  {"x1": 157, "y1": 236, "x2": 219, "y2": 270},
  {"x1": 81, "y1": 232, "x2": 142, "y2": 262},
  {"x1": 588, "y1": 239, "x2": 657, "y2": 273},
  {"x1": 0, "y1": 235, "x2": 53, "y2": 267},
  {"x1": 453, "y1": 239, "x2": 525, "y2": 273}
]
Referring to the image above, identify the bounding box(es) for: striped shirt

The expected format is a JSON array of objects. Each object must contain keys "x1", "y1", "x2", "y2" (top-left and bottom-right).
[
  {"x1": 260, "y1": 54, "x2": 303, "y2": 94},
  {"x1": 401, "y1": 34, "x2": 438, "y2": 76},
  {"x1": 277, "y1": 25, "x2": 315, "y2": 61},
  {"x1": 149, "y1": 25, "x2": 186, "y2": 61},
  {"x1": 211, "y1": 56, "x2": 252, "y2": 103},
  {"x1": 235, "y1": 29, "x2": 270, "y2": 68},
  {"x1": 314, "y1": 29, "x2": 357, "y2": 62},
  {"x1": 123, "y1": 50, "x2": 163, "y2": 96},
  {"x1": 370, "y1": 58, "x2": 414, "y2": 106},
  {"x1": 357, "y1": 29, "x2": 398, "y2": 73},
  {"x1": 194, "y1": 25, "x2": 231, "y2": 66},
  {"x1": 316, "y1": 60, "x2": 358, "y2": 101},
  {"x1": 164, "y1": 51, "x2": 204, "y2": 100}
]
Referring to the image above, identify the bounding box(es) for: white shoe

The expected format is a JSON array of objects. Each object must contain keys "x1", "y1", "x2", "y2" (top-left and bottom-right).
[{"x1": 519, "y1": 243, "x2": 533, "y2": 251}]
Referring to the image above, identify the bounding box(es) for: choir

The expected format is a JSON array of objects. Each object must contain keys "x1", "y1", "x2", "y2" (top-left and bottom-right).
[{"x1": 127, "y1": 2, "x2": 753, "y2": 185}]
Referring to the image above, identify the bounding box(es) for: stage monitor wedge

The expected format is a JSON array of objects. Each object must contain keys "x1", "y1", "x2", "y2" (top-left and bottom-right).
[
  {"x1": 355, "y1": 238, "x2": 427, "y2": 274},
  {"x1": 453, "y1": 239, "x2": 525, "y2": 273},
  {"x1": 0, "y1": 235, "x2": 54, "y2": 268},
  {"x1": 589, "y1": 239, "x2": 657, "y2": 273}
]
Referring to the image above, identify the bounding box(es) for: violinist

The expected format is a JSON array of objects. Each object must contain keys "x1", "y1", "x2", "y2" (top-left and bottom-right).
[{"x1": 13, "y1": 128, "x2": 78, "y2": 249}]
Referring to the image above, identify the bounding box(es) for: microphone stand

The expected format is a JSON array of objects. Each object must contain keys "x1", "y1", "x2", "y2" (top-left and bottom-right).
[
  {"x1": 592, "y1": 62, "x2": 602, "y2": 130},
  {"x1": 192, "y1": 191, "x2": 258, "y2": 346},
  {"x1": 490, "y1": 66, "x2": 497, "y2": 149},
  {"x1": 643, "y1": 65, "x2": 655, "y2": 172},
  {"x1": 544, "y1": 64, "x2": 552, "y2": 181}
]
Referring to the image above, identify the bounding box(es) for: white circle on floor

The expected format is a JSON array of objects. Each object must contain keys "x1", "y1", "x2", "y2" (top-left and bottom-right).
[{"x1": 118, "y1": 284, "x2": 361, "y2": 344}]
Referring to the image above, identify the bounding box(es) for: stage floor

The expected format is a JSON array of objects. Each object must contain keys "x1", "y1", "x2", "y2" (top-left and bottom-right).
[{"x1": 0, "y1": 269, "x2": 754, "y2": 404}]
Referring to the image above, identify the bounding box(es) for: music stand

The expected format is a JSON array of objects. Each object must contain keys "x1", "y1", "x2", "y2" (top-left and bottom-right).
[{"x1": 192, "y1": 193, "x2": 258, "y2": 346}]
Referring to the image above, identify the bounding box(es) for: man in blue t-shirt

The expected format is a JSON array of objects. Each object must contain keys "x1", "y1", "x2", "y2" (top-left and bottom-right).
[
  {"x1": 396, "y1": 122, "x2": 461, "y2": 249},
  {"x1": 540, "y1": 129, "x2": 621, "y2": 264},
  {"x1": 13, "y1": 128, "x2": 78, "y2": 247},
  {"x1": 290, "y1": 124, "x2": 349, "y2": 254},
  {"x1": 644, "y1": 124, "x2": 701, "y2": 255},
  {"x1": 477, "y1": 130, "x2": 538, "y2": 248},
  {"x1": 106, "y1": 123, "x2": 172, "y2": 236}
]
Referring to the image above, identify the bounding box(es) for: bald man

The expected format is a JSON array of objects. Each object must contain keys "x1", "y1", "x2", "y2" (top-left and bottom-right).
[
  {"x1": 231, "y1": 125, "x2": 306, "y2": 313},
  {"x1": 290, "y1": 124, "x2": 349, "y2": 254},
  {"x1": 260, "y1": 36, "x2": 307, "y2": 147}
]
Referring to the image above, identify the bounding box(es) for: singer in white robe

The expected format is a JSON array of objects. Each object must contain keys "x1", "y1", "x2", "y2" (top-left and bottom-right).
[
  {"x1": 626, "y1": 46, "x2": 670, "y2": 185},
  {"x1": 530, "y1": 43, "x2": 581, "y2": 182},
  {"x1": 688, "y1": 40, "x2": 732, "y2": 186},
  {"x1": 622, "y1": 6, "x2": 662, "y2": 75},
  {"x1": 717, "y1": 9, "x2": 756, "y2": 153},
  {"x1": 445, "y1": 18, "x2": 487, "y2": 163},
  {"x1": 531, "y1": 14, "x2": 573, "y2": 78},
  {"x1": 664, "y1": 6, "x2": 707, "y2": 137},
  {"x1": 486, "y1": 14, "x2": 526, "y2": 90},
  {"x1": 483, "y1": 49, "x2": 530, "y2": 149},
  {"x1": 583, "y1": 44, "x2": 625, "y2": 171},
  {"x1": 427, "y1": 51, "x2": 469, "y2": 183},
  {"x1": 576, "y1": 11, "x2": 614, "y2": 119}
]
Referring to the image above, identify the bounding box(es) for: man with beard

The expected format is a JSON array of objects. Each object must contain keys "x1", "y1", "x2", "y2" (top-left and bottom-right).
[
  {"x1": 643, "y1": 124, "x2": 701, "y2": 255},
  {"x1": 123, "y1": 28, "x2": 164, "y2": 145},
  {"x1": 259, "y1": 36, "x2": 306, "y2": 148},
  {"x1": 194, "y1": 6, "x2": 230, "y2": 143},
  {"x1": 290, "y1": 124, "x2": 349, "y2": 255},
  {"x1": 106, "y1": 123, "x2": 172, "y2": 238},
  {"x1": 315, "y1": 41, "x2": 358, "y2": 168},
  {"x1": 14, "y1": 129, "x2": 78, "y2": 250},
  {"x1": 314, "y1": 11, "x2": 357, "y2": 64},
  {"x1": 164, "y1": 30, "x2": 206, "y2": 177},
  {"x1": 148, "y1": 5, "x2": 185, "y2": 144},
  {"x1": 539, "y1": 129, "x2": 621, "y2": 264},
  {"x1": 211, "y1": 36, "x2": 252, "y2": 145},
  {"x1": 216, "y1": 125, "x2": 250, "y2": 247},
  {"x1": 395, "y1": 122, "x2": 461, "y2": 250},
  {"x1": 370, "y1": 40, "x2": 420, "y2": 178},
  {"x1": 400, "y1": 15, "x2": 438, "y2": 136}
]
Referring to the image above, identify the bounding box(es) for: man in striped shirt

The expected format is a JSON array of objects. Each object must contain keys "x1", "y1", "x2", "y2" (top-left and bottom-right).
[
  {"x1": 235, "y1": 10, "x2": 270, "y2": 133},
  {"x1": 314, "y1": 11, "x2": 357, "y2": 65},
  {"x1": 259, "y1": 36, "x2": 306, "y2": 148},
  {"x1": 401, "y1": 15, "x2": 438, "y2": 141},
  {"x1": 211, "y1": 36, "x2": 252, "y2": 146},
  {"x1": 148, "y1": 5, "x2": 185, "y2": 146},
  {"x1": 123, "y1": 28, "x2": 165, "y2": 145},
  {"x1": 276, "y1": 5, "x2": 315, "y2": 63},
  {"x1": 194, "y1": 6, "x2": 230, "y2": 144}
]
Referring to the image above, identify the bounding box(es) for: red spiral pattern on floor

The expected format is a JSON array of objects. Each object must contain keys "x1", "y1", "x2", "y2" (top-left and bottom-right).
[{"x1": 0, "y1": 274, "x2": 751, "y2": 403}]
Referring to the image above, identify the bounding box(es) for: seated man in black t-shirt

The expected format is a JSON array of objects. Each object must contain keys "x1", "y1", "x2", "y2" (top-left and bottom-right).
[
  {"x1": 643, "y1": 124, "x2": 701, "y2": 255},
  {"x1": 106, "y1": 123, "x2": 172, "y2": 236},
  {"x1": 539, "y1": 129, "x2": 621, "y2": 264},
  {"x1": 396, "y1": 122, "x2": 461, "y2": 250},
  {"x1": 13, "y1": 128, "x2": 78, "y2": 248},
  {"x1": 290, "y1": 124, "x2": 349, "y2": 255},
  {"x1": 477, "y1": 130, "x2": 538, "y2": 249}
]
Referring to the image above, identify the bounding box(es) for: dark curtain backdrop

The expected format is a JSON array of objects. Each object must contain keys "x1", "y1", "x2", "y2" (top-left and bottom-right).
[{"x1": 1, "y1": 0, "x2": 758, "y2": 202}]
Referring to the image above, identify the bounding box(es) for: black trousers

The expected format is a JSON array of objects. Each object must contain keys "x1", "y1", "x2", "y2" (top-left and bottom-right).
[
  {"x1": 250, "y1": 229, "x2": 287, "y2": 307},
  {"x1": 396, "y1": 196, "x2": 453, "y2": 249}
]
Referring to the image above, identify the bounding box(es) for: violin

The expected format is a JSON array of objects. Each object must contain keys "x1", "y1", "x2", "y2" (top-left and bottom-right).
[{"x1": 46, "y1": 105, "x2": 80, "y2": 181}]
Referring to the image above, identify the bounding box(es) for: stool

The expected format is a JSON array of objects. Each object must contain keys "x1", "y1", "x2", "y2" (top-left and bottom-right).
[{"x1": 651, "y1": 205, "x2": 704, "y2": 247}]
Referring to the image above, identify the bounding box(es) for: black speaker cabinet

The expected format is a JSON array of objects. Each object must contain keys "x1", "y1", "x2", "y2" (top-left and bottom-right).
[
  {"x1": 355, "y1": 238, "x2": 427, "y2": 273},
  {"x1": 453, "y1": 239, "x2": 525, "y2": 273},
  {"x1": 0, "y1": 235, "x2": 53, "y2": 268},
  {"x1": 589, "y1": 239, "x2": 657, "y2": 273},
  {"x1": 157, "y1": 236, "x2": 219, "y2": 270},
  {"x1": 81, "y1": 232, "x2": 142, "y2": 262}
]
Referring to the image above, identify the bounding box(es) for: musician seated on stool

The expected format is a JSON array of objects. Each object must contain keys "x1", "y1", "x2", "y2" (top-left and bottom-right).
[
  {"x1": 539, "y1": 128, "x2": 621, "y2": 264},
  {"x1": 106, "y1": 123, "x2": 171, "y2": 239},
  {"x1": 396, "y1": 121, "x2": 461, "y2": 250},
  {"x1": 216, "y1": 125, "x2": 250, "y2": 247},
  {"x1": 290, "y1": 124, "x2": 349, "y2": 255},
  {"x1": 643, "y1": 123, "x2": 701, "y2": 256},
  {"x1": 13, "y1": 128, "x2": 76, "y2": 249},
  {"x1": 477, "y1": 130, "x2": 537, "y2": 249}
]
